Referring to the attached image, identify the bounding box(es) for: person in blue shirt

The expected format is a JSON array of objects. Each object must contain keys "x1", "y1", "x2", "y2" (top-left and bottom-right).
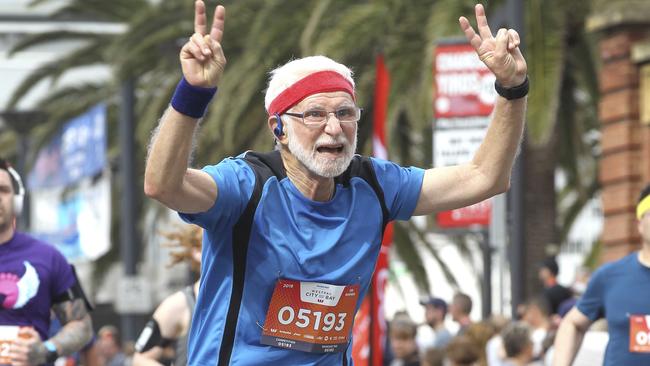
[
  {"x1": 143, "y1": 2, "x2": 528, "y2": 365},
  {"x1": 553, "y1": 184, "x2": 650, "y2": 365}
]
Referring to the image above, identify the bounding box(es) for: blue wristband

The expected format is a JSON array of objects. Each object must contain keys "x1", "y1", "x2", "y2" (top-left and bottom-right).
[
  {"x1": 43, "y1": 340, "x2": 58, "y2": 363},
  {"x1": 170, "y1": 77, "x2": 217, "y2": 119}
]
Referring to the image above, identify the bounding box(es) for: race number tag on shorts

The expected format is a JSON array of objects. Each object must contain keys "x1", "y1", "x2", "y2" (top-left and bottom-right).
[
  {"x1": 261, "y1": 279, "x2": 359, "y2": 353},
  {"x1": 630, "y1": 315, "x2": 650, "y2": 353},
  {"x1": 0, "y1": 326, "x2": 19, "y2": 366}
]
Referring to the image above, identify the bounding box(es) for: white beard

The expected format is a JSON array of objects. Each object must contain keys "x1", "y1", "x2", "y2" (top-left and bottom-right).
[{"x1": 285, "y1": 121, "x2": 357, "y2": 178}]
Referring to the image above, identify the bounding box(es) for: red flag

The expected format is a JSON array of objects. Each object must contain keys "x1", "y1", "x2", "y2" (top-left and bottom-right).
[
  {"x1": 353, "y1": 54, "x2": 391, "y2": 366},
  {"x1": 372, "y1": 55, "x2": 390, "y2": 161}
]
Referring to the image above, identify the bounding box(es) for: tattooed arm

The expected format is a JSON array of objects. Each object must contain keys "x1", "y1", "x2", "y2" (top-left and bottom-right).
[
  {"x1": 10, "y1": 298, "x2": 93, "y2": 366},
  {"x1": 49, "y1": 298, "x2": 94, "y2": 356}
]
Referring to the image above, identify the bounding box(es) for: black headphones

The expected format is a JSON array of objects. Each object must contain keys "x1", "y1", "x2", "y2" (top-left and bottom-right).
[{"x1": 273, "y1": 113, "x2": 283, "y2": 137}]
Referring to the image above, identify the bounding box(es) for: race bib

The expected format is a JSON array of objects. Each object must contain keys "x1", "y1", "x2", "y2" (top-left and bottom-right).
[
  {"x1": 629, "y1": 315, "x2": 650, "y2": 353},
  {"x1": 0, "y1": 326, "x2": 19, "y2": 366},
  {"x1": 260, "y1": 279, "x2": 359, "y2": 353}
]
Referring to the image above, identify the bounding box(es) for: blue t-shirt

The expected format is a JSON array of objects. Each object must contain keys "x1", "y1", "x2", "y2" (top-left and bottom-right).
[
  {"x1": 180, "y1": 154, "x2": 424, "y2": 366},
  {"x1": 0, "y1": 232, "x2": 76, "y2": 340},
  {"x1": 576, "y1": 252, "x2": 650, "y2": 365}
]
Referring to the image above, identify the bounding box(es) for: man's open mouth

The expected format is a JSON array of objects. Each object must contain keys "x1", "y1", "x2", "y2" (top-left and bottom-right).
[{"x1": 316, "y1": 144, "x2": 344, "y2": 154}]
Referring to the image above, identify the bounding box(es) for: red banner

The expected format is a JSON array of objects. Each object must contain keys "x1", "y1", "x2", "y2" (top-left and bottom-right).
[
  {"x1": 352, "y1": 54, "x2": 391, "y2": 366},
  {"x1": 434, "y1": 43, "x2": 496, "y2": 118}
]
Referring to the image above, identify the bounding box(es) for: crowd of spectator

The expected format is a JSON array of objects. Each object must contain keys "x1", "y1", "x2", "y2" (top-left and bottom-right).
[{"x1": 385, "y1": 256, "x2": 592, "y2": 366}]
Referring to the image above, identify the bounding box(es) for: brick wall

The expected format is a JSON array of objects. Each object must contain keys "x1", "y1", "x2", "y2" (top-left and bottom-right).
[{"x1": 596, "y1": 27, "x2": 649, "y2": 262}]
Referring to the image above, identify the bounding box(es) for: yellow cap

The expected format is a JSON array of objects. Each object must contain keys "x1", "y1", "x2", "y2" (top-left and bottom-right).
[{"x1": 637, "y1": 195, "x2": 650, "y2": 220}]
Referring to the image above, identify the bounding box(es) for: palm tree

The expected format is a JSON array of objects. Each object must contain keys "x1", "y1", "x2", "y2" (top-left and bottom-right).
[{"x1": 520, "y1": 0, "x2": 600, "y2": 296}]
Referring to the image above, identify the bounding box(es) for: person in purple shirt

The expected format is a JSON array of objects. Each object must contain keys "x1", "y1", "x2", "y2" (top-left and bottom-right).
[{"x1": 0, "y1": 158, "x2": 93, "y2": 366}]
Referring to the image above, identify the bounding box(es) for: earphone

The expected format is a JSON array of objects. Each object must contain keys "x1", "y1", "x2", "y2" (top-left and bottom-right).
[
  {"x1": 4, "y1": 165, "x2": 24, "y2": 216},
  {"x1": 273, "y1": 113, "x2": 284, "y2": 137}
]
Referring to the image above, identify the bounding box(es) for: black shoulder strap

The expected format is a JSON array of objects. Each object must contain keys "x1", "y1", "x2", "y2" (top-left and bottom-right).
[
  {"x1": 217, "y1": 150, "x2": 284, "y2": 366},
  {"x1": 242, "y1": 150, "x2": 286, "y2": 181},
  {"x1": 335, "y1": 155, "x2": 390, "y2": 231}
]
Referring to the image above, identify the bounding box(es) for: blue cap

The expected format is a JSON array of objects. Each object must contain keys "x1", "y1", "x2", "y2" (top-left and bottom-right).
[{"x1": 420, "y1": 297, "x2": 447, "y2": 313}]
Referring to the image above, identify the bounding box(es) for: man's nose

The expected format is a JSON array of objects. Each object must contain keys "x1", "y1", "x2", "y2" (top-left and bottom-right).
[{"x1": 323, "y1": 112, "x2": 343, "y2": 135}]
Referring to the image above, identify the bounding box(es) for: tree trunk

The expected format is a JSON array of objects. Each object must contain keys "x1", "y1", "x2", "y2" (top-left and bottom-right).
[{"x1": 523, "y1": 140, "x2": 560, "y2": 300}]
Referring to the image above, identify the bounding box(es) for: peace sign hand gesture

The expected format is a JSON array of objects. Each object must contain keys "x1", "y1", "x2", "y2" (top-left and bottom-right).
[
  {"x1": 459, "y1": 4, "x2": 527, "y2": 88},
  {"x1": 180, "y1": 1, "x2": 226, "y2": 88}
]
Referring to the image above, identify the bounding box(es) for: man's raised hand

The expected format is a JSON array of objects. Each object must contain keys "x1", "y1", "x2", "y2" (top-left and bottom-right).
[
  {"x1": 180, "y1": 1, "x2": 226, "y2": 88},
  {"x1": 459, "y1": 4, "x2": 527, "y2": 88}
]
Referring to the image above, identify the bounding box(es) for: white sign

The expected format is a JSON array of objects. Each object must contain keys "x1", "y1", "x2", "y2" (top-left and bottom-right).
[
  {"x1": 433, "y1": 127, "x2": 488, "y2": 168},
  {"x1": 115, "y1": 276, "x2": 153, "y2": 314}
]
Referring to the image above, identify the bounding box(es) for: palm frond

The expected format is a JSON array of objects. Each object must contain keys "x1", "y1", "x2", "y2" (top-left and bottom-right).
[
  {"x1": 9, "y1": 31, "x2": 104, "y2": 56},
  {"x1": 7, "y1": 40, "x2": 111, "y2": 107}
]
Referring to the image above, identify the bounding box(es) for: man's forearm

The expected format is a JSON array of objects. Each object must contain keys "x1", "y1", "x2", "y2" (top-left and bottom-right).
[
  {"x1": 50, "y1": 316, "x2": 93, "y2": 356},
  {"x1": 553, "y1": 320, "x2": 586, "y2": 366},
  {"x1": 144, "y1": 107, "x2": 201, "y2": 199},
  {"x1": 471, "y1": 96, "x2": 526, "y2": 192},
  {"x1": 50, "y1": 298, "x2": 94, "y2": 357}
]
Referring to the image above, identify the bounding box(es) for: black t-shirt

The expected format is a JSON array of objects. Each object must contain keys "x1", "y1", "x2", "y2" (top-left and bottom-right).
[{"x1": 544, "y1": 284, "x2": 573, "y2": 314}]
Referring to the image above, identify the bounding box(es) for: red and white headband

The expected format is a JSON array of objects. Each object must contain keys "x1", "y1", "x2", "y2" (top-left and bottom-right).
[{"x1": 267, "y1": 70, "x2": 355, "y2": 116}]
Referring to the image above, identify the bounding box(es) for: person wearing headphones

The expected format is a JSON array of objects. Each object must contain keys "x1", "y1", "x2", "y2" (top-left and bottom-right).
[
  {"x1": 553, "y1": 184, "x2": 650, "y2": 365},
  {"x1": 0, "y1": 158, "x2": 93, "y2": 366},
  {"x1": 144, "y1": 2, "x2": 528, "y2": 365},
  {"x1": 133, "y1": 224, "x2": 202, "y2": 366}
]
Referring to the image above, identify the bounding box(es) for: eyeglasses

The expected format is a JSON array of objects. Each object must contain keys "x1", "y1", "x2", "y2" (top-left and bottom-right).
[{"x1": 284, "y1": 106, "x2": 363, "y2": 127}]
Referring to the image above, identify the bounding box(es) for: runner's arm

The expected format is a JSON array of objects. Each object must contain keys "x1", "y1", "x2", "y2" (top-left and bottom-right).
[
  {"x1": 133, "y1": 292, "x2": 189, "y2": 366},
  {"x1": 144, "y1": 107, "x2": 217, "y2": 213},
  {"x1": 145, "y1": 1, "x2": 224, "y2": 214},
  {"x1": 48, "y1": 298, "x2": 94, "y2": 357},
  {"x1": 413, "y1": 95, "x2": 525, "y2": 215},
  {"x1": 552, "y1": 307, "x2": 593, "y2": 366}
]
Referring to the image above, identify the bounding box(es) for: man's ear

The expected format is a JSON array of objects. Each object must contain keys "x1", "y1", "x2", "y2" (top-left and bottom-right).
[
  {"x1": 639, "y1": 219, "x2": 644, "y2": 236},
  {"x1": 268, "y1": 114, "x2": 287, "y2": 142}
]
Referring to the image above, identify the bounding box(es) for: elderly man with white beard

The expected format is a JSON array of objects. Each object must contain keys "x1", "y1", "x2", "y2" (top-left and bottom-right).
[{"x1": 144, "y1": 2, "x2": 528, "y2": 365}]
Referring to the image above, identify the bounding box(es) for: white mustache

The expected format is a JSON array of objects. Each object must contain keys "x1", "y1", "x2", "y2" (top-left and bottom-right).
[{"x1": 314, "y1": 135, "x2": 348, "y2": 148}]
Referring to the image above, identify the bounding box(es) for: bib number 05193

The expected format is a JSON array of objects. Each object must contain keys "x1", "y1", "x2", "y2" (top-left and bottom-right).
[{"x1": 277, "y1": 306, "x2": 347, "y2": 332}]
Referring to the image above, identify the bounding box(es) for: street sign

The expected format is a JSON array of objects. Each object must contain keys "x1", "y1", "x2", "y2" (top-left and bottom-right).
[{"x1": 433, "y1": 42, "x2": 496, "y2": 229}]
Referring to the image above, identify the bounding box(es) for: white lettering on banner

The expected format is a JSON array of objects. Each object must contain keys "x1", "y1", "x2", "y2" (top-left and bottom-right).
[
  {"x1": 437, "y1": 74, "x2": 478, "y2": 95},
  {"x1": 435, "y1": 117, "x2": 490, "y2": 130},
  {"x1": 300, "y1": 282, "x2": 345, "y2": 306},
  {"x1": 436, "y1": 52, "x2": 485, "y2": 71},
  {"x1": 436, "y1": 73, "x2": 496, "y2": 103}
]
